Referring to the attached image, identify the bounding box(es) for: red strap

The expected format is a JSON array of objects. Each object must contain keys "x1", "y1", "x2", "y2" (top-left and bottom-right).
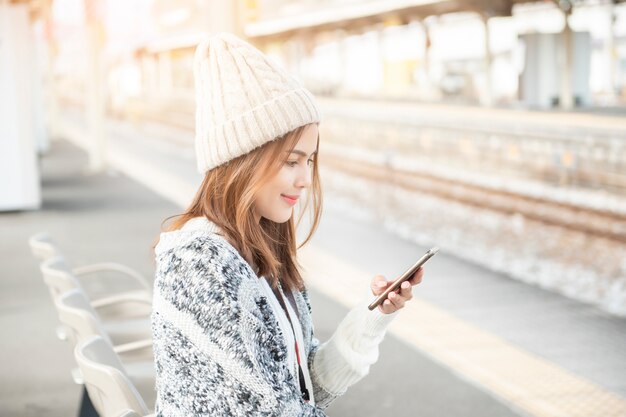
[{"x1": 294, "y1": 341, "x2": 301, "y2": 365}]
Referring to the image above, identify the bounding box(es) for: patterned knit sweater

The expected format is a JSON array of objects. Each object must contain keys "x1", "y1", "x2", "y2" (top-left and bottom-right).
[{"x1": 151, "y1": 217, "x2": 398, "y2": 416}]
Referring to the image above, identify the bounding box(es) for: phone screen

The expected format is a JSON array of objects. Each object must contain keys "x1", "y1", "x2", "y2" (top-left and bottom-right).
[{"x1": 368, "y1": 247, "x2": 439, "y2": 311}]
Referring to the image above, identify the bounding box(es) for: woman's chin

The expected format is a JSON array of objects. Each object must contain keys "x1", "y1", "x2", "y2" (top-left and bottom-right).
[{"x1": 267, "y1": 211, "x2": 293, "y2": 224}]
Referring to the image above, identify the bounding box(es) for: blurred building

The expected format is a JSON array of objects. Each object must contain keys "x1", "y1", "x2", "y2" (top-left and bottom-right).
[
  {"x1": 238, "y1": 0, "x2": 626, "y2": 108},
  {"x1": 64, "y1": 0, "x2": 624, "y2": 113}
]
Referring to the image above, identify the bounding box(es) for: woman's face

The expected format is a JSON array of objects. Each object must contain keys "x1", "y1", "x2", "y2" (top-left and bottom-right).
[{"x1": 253, "y1": 124, "x2": 319, "y2": 224}]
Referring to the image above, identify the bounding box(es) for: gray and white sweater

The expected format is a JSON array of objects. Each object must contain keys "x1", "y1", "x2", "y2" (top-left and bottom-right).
[{"x1": 151, "y1": 217, "x2": 398, "y2": 416}]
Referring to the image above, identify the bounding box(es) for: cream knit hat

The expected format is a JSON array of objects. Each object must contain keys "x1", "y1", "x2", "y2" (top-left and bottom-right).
[{"x1": 193, "y1": 32, "x2": 321, "y2": 173}]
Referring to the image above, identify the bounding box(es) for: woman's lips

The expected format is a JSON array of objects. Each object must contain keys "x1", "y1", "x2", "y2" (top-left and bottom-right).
[{"x1": 281, "y1": 195, "x2": 298, "y2": 205}]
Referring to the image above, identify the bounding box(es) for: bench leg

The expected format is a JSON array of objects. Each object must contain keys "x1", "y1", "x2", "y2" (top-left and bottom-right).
[{"x1": 78, "y1": 386, "x2": 99, "y2": 417}]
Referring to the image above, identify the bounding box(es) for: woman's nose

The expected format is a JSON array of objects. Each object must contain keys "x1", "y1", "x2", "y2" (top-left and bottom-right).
[{"x1": 295, "y1": 166, "x2": 312, "y2": 188}]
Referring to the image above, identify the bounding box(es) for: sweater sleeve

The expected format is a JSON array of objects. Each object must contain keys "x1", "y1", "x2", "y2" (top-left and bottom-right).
[
  {"x1": 151, "y1": 237, "x2": 329, "y2": 417},
  {"x1": 305, "y1": 290, "x2": 399, "y2": 409}
]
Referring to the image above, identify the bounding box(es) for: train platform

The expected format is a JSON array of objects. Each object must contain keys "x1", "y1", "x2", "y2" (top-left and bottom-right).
[
  {"x1": 116, "y1": 93, "x2": 626, "y2": 137},
  {"x1": 13, "y1": 108, "x2": 620, "y2": 416},
  {"x1": 0, "y1": 105, "x2": 626, "y2": 417},
  {"x1": 317, "y1": 97, "x2": 626, "y2": 133}
]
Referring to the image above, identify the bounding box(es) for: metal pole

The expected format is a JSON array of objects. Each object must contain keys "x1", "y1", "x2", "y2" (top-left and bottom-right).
[
  {"x1": 607, "y1": 0, "x2": 616, "y2": 100},
  {"x1": 559, "y1": 9, "x2": 574, "y2": 109},
  {"x1": 482, "y1": 13, "x2": 493, "y2": 106},
  {"x1": 43, "y1": 0, "x2": 59, "y2": 143},
  {"x1": 419, "y1": 18, "x2": 434, "y2": 100},
  {"x1": 84, "y1": 0, "x2": 106, "y2": 172}
]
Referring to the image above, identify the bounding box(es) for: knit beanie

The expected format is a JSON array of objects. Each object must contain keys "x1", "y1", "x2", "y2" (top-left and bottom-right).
[{"x1": 193, "y1": 32, "x2": 321, "y2": 173}]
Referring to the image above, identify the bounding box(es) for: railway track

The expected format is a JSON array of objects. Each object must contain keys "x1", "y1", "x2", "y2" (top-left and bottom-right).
[{"x1": 322, "y1": 153, "x2": 626, "y2": 244}]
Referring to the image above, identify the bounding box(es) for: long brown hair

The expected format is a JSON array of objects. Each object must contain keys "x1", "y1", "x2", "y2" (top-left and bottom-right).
[{"x1": 159, "y1": 124, "x2": 322, "y2": 293}]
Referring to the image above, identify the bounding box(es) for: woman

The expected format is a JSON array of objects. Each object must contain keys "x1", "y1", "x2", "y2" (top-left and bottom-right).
[{"x1": 151, "y1": 32, "x2": 424, "y2": 416}]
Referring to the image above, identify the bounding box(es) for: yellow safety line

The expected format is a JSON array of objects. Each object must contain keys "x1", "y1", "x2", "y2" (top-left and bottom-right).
[{"x1": 299, "y1": 244, "x2": 626, "y2": 417}]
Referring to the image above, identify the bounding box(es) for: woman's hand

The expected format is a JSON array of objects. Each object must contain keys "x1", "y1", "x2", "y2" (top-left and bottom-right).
[{"x1": 370, "y1": 267, "x2": 424, "y2": 314}]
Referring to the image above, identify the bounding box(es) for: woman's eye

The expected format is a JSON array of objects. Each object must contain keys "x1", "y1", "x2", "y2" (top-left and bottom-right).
[{"x1": 286, "y1": 159, "x2": 315, "y2": 167}]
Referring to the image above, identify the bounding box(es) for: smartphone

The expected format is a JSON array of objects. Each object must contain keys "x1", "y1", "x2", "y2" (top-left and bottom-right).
[{"x1": 368, "y1": 247, "x2": 439, "y2": 311}]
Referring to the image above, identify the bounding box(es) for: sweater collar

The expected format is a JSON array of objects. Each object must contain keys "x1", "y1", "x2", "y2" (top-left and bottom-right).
[
  {"x1": 180, "y1": 216, "x2": 221, "y2": 233},
  {"x1": 155, "y1": 216, "x2": 222, "y2": 256}
]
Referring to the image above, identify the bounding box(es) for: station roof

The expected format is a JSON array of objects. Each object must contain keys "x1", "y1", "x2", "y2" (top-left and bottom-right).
[{"x1": 243, "y1": 0, "x2": 619, "y2": 39}]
